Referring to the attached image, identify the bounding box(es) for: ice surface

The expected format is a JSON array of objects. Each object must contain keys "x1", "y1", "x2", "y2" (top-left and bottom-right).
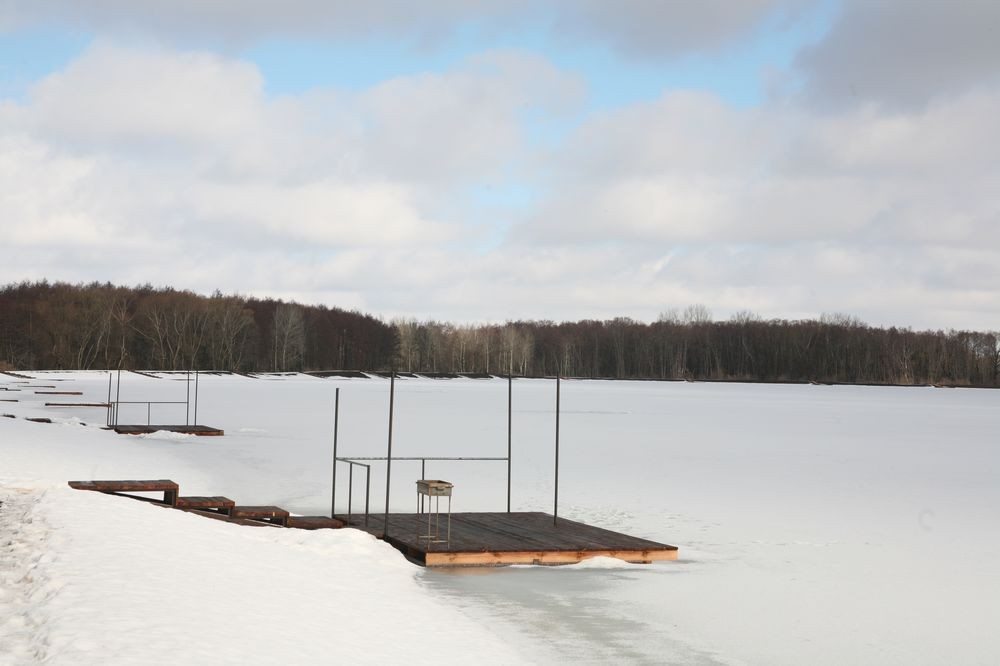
[{"x1": 3, "y1": 371, "x2": 1000, "y2": 664}]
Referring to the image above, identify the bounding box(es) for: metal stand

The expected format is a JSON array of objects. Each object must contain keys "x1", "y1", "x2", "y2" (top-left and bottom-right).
[{"x1": 416, "y1": 480, "x2": 453, "y2": 547}]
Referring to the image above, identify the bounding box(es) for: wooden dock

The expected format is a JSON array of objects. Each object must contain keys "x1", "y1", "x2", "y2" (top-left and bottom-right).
[
  {"x1": 112, "y1": 425, "x2": 224, "y2": 436},
  {"x1": 66, "y1": 479, "x2": 678, "y2": 566},
  {"x1": 337, "y1": 512, "x2": 678, "y2": 566}
]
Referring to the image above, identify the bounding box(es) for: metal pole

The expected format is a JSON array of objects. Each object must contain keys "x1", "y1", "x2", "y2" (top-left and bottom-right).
[
  {"x1": 383, "y1": 370, "x2": 395, "y2": 538},
  {"x1": 106, "y1": 371, "x2": 112, "y2": 426},
  {"x1": 507, "y1": 372, "x2": 512, "y2": 512},
  {"x1": 147, "y1": 402, "x2": 150, "y2": 426},
  {"x1": 185, "y1": 370, "x2": 191, "y2": 425},
  {"x1": 348, "y1": 464, "x2": 353, "y2": 523},
  {"x1": 331, "y1": 388, "x2": 339, "y2": 518},
  {"x1": 115, "y1": 369, "x2": 121, "y2": 427},
  {"x1": 365, "y1": 466, "x2": 371, "y2": 526},
  {"x1": 554, "y1": 373, "x2": 560, "y2": 526},
  {"x1": 194, "y1": 370, "x2": 199, "y2": 425},
  {"x1": 420, "y1": 458, "x2": 426, "y2": 513}
]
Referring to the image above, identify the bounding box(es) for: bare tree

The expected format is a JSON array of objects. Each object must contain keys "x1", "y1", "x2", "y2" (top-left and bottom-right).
[{"x1": 272, "y1": 303, "x2": 306, "y2": 371}]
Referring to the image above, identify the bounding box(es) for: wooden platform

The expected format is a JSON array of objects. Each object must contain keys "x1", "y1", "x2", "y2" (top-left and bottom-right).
[
  {"x1": 286, "y1": 516, "x2": 346, "y2": 530},
  {"x1": 112, "y1": 424, "x2": 224, "y2": 436},
  {"x1": 69, "y1": 479, "x2": 179, "y2": 505},
  {"x1": 176, "y1": 496, "x2": 235, "y2": 514},
  {"x1": 337, "y1": 512, "x2": 678, "y2": 566},
  {"x1": 231, "y1": 505, "x2": 289, "y2": 526},
  {"x1": 64, "y1": 479, "x2": 677, "y2": 567},
  {"x1": 45, "y1": 402, "x2": 110, "y2": 407}
]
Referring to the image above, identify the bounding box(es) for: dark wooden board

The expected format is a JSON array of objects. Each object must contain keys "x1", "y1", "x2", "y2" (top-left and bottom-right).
[
  {"x1": 231, "y1": 506, "x2": 289, "y2": 525},
  {"x1": 176, "y1": 496, "x2": 235, "y2": 512},
  {"x1": 35, "y1": 391, "x2": 83, "y2": 395},
  {"x1": 45, "y1": 402, "x2": 110, "y2": 407},
  {"x1": 286, "y1": 516, "x2": 346, "y2": 530},
  {"x1": 113, "y1": 425, "x2": 224, "y2": 436},
  {"x1": 69, "y1": 479, "x2": 180, "y2": 493},
  {"x1": 68, "y1": 479, "x2": 179, "y2": 505}
]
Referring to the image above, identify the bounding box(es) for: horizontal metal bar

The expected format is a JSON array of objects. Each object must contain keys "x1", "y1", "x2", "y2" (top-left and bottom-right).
[
  {"x1": 336, "y1": 456, "x2": 508, "y2": 461},
  {"x1": 334, "y1": 459, "x2": 371, "y2": 469},
  {"x1": 111, "y1": 401, "x2": 188, "y2": 405}
]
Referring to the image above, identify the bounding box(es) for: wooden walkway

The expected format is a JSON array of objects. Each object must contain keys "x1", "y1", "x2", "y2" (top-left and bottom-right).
[
  {"x1": 66, "y1": 480, "x2": 678, "y2": 566},
  {"x1": 337, "y1": 512, "x2": 678, "y2": 566}
]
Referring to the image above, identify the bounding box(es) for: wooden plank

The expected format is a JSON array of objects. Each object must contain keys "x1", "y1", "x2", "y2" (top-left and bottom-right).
[
  {"x1": 45, "y1": 402, "x2": 110, "y2": 407},
  {"x1": 231, "y1": 506, "x2": 289, "y2": 526},
  {"x1": 113, "y1": 425, "x2": 224, "y2": 436},
  {"x1": 176, "y1": 496, "x2": 235, "y2": 513},
  {"x1": 68, "y1": 479, "x2": 179, "y2": 506},
  {"x1": 286, "y1": 516, "x2": 345, "y2": 530},
  {"x1": 424, "y1": 548, "x2": 678, "y2": 567}
]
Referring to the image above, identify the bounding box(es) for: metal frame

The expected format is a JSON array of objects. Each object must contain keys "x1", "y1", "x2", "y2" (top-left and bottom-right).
[
  {"x1": 105, "y1": 369, "x2": 202, "y2": 428},
  {"x1": 330, "y1": 371, "x2": 568, "y2": 531},
  {"x1": 333, "y1": 455, "x2": 507, "y2": 525}
]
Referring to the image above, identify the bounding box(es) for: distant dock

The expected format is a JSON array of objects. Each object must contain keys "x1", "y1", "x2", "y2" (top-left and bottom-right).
[{"x1": 111, "y1": 425, "x2": 224, "y2": 436}]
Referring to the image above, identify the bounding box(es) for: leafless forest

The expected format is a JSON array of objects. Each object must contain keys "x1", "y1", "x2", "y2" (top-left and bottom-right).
[{"x1": 2, "y1": 281, "x2": 998, "y2": 386}]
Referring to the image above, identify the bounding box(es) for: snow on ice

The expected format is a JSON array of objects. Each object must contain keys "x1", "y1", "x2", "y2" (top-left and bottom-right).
[{"x1": 2, "y1": 371, "x2": 999, "y2": 664}]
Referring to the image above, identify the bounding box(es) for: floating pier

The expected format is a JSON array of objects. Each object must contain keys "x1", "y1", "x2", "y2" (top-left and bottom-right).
[
  {"x1": 111, "y1": 425, "x2": 224, "y2": 436},
  {"x1": 67, "y1": 479, "x2": 677, "y2": 567},
  {"x1": 338, "y1": 512, "x2": 678, "y2": 566}
]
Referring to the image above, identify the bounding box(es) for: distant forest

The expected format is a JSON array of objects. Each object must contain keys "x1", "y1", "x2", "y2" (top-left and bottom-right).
[{"x1": 1, "y1": 281, "x2": 998, "y2": 386}]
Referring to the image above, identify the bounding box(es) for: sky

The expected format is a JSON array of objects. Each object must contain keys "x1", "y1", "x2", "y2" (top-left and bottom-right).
[{"x1": 1, "y1": 1, "x2": 999, "y2": 330}]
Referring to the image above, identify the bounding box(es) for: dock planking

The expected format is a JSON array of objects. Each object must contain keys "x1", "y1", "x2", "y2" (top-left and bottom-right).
[
  {"x1": 112, "y1": 425, "x2": 224, "y2": 436},
  {"x1": 69, "y1": 479, "x2": 179, "y2": 505},
  {"x1": 337, "y1": 512, "x2": 678, "y2": 566},
  {"x1": 176, "y1": 496, "x2": 235, "y2": 514}
]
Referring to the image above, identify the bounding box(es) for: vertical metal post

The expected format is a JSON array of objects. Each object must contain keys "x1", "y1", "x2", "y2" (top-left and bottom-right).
[
  {"x1": 348, "y1": 464, "x2": 353, "y2": 523},
  {"x1": 185, "y1": 370, "x2": 191, "y2": 426},
  {"x1": 554, "y1": 373, "x2": 560, "y2": 526},
  {"x1": 330, "y1": 388, "x2": 339, "y2": 518},
  {"x1": 106, "y1": 372, "x2": 112, "y2": 426},
  {"x1": 420, "y1": 458, "x2": 426, "y2": 514},
  {"x1": 115, "y1": 369, "x2": 121, "y2": 427},
  {"x1": 383, "y1": 370, "x2": 395, "y2": 538},
  {"x1": 194, "y1": 370, "x2": 199, "y2": 425},
  {"x1": 507, "y1": 372, "x2": 512, "y2": 512},
  {"x1": 147, "y1": 402, "x2": 151, "y2": 426},
  {"x1": 364, "y1": 466, "x2": 371, "y2": 526}
]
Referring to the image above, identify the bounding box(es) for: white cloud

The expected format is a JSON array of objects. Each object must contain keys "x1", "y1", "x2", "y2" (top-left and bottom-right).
[{"x1": 3, "y1": 8, "x2": 1000, "y2": 331}]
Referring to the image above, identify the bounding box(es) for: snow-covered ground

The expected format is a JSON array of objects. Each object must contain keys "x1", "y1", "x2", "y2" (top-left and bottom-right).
[{"x1": 2, "y1": 371, "x2": 999, "y2": 664}]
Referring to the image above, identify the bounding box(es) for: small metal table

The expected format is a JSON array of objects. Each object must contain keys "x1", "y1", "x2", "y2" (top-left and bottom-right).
[{"x1": 416, "y1": 479, "x2": 453, "y2": 546}]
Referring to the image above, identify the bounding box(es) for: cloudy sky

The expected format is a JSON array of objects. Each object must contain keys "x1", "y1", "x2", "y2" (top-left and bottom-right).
[{"x1": 1, "y1": 1, "x2": 998, "y2": 329}]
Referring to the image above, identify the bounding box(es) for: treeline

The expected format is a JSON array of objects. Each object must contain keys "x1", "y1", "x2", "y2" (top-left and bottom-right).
[
  {"x1": 1, "y1": 281, "x2": 998, "y2": 386},
  {"x1": 0, "y1": 281, "x2": 395, "y2": 372},
  {"x1": 394, "y1": 309, "x2": 1000, "y2": 386}
]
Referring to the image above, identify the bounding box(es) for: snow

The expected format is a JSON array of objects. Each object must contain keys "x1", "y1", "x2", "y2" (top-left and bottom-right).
[{"x1": 3, "y1": 371, "x2": 1000, "y2": 664}]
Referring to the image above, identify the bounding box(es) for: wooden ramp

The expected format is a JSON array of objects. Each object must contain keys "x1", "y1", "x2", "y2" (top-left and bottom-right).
[
  {"x1": 112, "y1": 424, "x2": 224, "y2": 436},
  {"x1": 68, "y1": 480, "x2": 344, "y2": 530},
  {"x1": 337, "y1": 512, "x2": 678, "y2": 566}
]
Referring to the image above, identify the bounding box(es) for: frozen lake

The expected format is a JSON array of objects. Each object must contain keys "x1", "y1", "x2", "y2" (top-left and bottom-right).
[{"x1": 6, "y1": 371, "x2": 1000, "y2": 664}]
